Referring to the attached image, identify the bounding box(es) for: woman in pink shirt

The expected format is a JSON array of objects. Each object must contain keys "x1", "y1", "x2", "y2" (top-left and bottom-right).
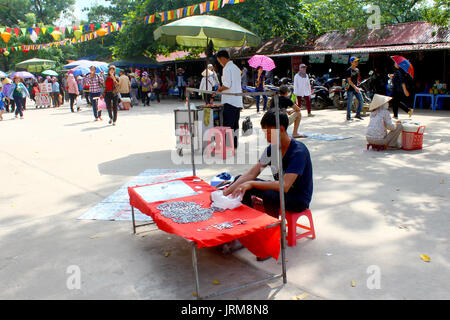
[{"x1": 67, "y1": 72, "x2": 79, "y2": 112}]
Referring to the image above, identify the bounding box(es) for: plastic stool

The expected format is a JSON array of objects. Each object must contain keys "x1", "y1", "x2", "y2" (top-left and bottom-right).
[
  {"x1": 284, "y1": 209, "x2": 315, "y2": 247},
  {"x1": 205, "y1": 127, "x2": 235, "y2": 159},
  {"x1": 367, "y1": 144, "x2": 386, "y2": 151},
  {"x1": 251, "y1": 196, "x2": 316, "y2": 247}
]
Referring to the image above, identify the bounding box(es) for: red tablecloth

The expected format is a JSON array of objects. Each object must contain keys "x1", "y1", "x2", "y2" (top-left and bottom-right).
[{"x1": 128, "y1": 176, "x2": 281, "y2": 260}]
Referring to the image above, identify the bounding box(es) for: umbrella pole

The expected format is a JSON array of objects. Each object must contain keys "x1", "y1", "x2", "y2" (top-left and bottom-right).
[{"x1": 205, "y1": 37, "x2": 209, "y2": 104}]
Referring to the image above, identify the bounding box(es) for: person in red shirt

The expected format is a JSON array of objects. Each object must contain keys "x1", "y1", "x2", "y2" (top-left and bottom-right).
[{"x1": 104, "y1": 65, "x2": 120, "y2": 125}]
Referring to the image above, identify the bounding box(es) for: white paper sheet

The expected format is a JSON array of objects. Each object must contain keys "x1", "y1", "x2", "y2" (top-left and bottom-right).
[{"x1": 134, "y1": 180, "x2": 198, "y2": 203}]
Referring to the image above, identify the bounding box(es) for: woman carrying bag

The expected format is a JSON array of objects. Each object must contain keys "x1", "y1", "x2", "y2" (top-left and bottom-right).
[
  {"x1": 104, "y1": 65, "x2": 120, "y2": 125},
  {"x1": 87, "y1": 66, "x2": 104, "y2": 121},
  {"x1": 7, "y1": 76, "x2": 30, "y2": 119}
]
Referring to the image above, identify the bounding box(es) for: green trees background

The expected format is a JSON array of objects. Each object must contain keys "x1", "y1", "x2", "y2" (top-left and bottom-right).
[{"x1": 0, "y1": 0, "x2": 448, "y2": 71}]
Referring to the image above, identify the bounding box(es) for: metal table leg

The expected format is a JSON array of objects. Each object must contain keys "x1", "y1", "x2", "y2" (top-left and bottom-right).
[{"x1": 191, "y1": 242, "x2": 201, "y2": 299}]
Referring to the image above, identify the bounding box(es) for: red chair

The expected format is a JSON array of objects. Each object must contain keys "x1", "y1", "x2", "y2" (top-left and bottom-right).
[
  {"x1": 251, "y1": 196, "x2": 316, "y2": 247},
  {"x1": 205, "y1": 127, "x2": 235, "y2": 159}
]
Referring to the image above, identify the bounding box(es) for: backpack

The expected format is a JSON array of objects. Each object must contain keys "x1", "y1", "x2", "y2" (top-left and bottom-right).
[{"x1": 242, "y1": 116, "x2": 253, "y2": 135}]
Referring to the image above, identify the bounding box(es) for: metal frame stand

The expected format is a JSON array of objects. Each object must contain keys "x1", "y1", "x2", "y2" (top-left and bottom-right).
[
  {"x1": 131, "y1": 206, "x2": 155, "y2": 234},
  {"x1": 132, "y1": 88, "x2": 288, "y2": 299},
  {"x1": 186, "y1": 88, "x2": 288, "y2": 299}
]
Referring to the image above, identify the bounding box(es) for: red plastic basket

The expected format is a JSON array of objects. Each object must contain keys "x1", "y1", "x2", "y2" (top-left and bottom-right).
[{"x1": 402, "y1": 126, "x2": 425, "y2": 151}]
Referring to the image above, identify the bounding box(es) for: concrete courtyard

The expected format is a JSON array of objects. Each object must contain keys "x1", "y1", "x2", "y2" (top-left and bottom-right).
[{"x1": 0, "y1": 98, "x2": 449, "y2": 300}]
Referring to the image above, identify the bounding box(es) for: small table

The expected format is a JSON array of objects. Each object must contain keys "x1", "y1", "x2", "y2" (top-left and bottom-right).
[
  {"x1": 413, "y1": 94, "x2": 435, "y2": 110},
  {"x1": 128, "y1": 176, "x2": 285, "y2": 299},
  {"x1": 434, "y1": 94, "x2": 450, "y2": 111}
]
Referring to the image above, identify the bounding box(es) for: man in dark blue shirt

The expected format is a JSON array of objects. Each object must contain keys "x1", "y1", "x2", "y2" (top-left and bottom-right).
[{"x1": 224, "y1": 110, "x2": 313, "y2": 218}]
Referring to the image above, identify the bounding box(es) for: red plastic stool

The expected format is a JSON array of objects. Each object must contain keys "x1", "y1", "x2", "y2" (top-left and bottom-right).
[
  {"x1": 284, "y1": 209, "x2": 315, "y2": 247},
  {"x1": 367, "y1": 144, "x2": 386, "y2": 151},
  {"x1": 205, "y1": 127, "x2": 235, "y2": 159},
  {"x1": 251, "y1": 196, "x2": 316, "y2": 247}
]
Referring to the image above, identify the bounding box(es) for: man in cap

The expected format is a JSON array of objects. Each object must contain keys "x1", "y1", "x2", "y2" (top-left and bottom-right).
[
  {"x1": 345, "y1": 57, "x2": 363, "y2": 120},
  {"x1": 294, "y1": 63, "x2": 313, "y2": 117}
]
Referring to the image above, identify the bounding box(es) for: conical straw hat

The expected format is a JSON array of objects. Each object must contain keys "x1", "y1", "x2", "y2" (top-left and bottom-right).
[{"x1": 369, "y1": 94, "x2": 393, "y2": 111}]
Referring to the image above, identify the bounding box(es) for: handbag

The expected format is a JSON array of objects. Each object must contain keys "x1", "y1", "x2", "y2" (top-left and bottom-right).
[
  {"x1": 242, "y1": 116, "x2": 253, "y2": 135},
  {"x1": 76, "y1": 96, "x2": 83, "y2": 106},
  {"x1": 97, "y1": 97, "x2": 107, "y2": 110}
]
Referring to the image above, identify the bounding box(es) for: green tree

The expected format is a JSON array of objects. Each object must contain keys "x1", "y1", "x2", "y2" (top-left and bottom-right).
[{"x1": 0, "y1": 0, "x2": 74, "y2": 25}]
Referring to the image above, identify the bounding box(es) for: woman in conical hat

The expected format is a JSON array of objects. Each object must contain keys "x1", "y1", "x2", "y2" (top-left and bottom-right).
[{"x1": 366, "y1": 94, "x2": 403, "y2": 149}]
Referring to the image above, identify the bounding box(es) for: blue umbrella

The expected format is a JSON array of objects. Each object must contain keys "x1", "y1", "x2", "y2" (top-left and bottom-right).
[{"x1": 72, "y1": 67, "x2": 90, "y2": 77}]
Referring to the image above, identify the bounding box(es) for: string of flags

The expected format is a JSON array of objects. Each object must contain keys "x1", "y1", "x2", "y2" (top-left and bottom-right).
[{"x1": 0, "y1": 0, "x2": 245, "y2": 54}]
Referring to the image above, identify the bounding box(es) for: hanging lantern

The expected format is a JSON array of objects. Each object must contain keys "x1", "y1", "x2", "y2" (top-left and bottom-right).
[
  {"x1": 74, "y1": 29, "x2": 83, "y2": 40},
  {"x1": 1, "y1": 32, "x2": 11, "y2": 48},
  {"x1": 97, "y1": 27, "x2": 108, "y2": 44},
  {"x1": 51, "y1": 30, "x2": 62, "y2": 41},
  {"x1": 3, "y1": 50, "x2": 10, "y2": 56}
]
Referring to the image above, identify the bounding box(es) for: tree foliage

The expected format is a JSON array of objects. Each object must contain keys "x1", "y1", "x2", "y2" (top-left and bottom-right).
[{"x1": 0, "y1": 0, "x2": 74, "y2": 25}]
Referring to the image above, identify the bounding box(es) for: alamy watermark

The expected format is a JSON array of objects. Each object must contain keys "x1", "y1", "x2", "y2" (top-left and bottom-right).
[
  {"x1": 366, "y1": 4, "x2": 381, "y2": 30},
  {"x1": 366, "y1": 265, "x2": 381, "y2": 290},
  {"x1": 66, "y1": 265, "x2": 81, "y2": 290}
]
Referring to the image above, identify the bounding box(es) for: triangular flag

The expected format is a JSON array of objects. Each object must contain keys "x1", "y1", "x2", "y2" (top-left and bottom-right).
[
  {"x1": 60, "y1": 26, "x2": 66, "y2": 35},
  {"x1": 177, "y1": 8, "x2": 183, "y2": 18},
  {"x1": 90, "y1": 24, "x2": 95, "y2": 32},
  {"x1": 14, "y1": 28, "x2": 20, "y2": 37},
  {"x1": 0, "y1": 27, "x2": 5, "y2": 34},
  {"x1": 35, "y1": 28, "x2": 40, "y2": 36},
  {"x1": 27, "y1": 28, "x2": 33, "y2": 35},
  {"x1": 20, "y1": 28, "x2": 26, "y2": 35},
  {"x1": 6, "y1": 28, "x2": 11, "y2": 33},
  {"x1": 48, "y1": 27, "x2": 54, "y2": 33},
  {"x1": 41, "y1": 27, "x2": 47, "y2": 35},
  {"x1": 67, "y1": 26, "x2": 73, "y2": 34}
]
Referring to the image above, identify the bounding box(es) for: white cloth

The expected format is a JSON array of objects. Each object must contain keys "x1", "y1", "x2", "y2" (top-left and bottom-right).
[
  {"x1": 221, "y1": 61, "x2": 243, "y2": 108},
  {"x1": 366, "y1": 106, "x2": 397, "y2": 140},
  {"x1": 199, "y1": 76, "x2": 215, "y2": 91},
  {"x1": 293, "y1": 73, "x2": 311, "y2": 97}
]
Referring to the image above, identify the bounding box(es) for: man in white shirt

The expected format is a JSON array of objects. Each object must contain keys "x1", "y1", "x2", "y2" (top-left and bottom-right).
[
  {"x1": 294, "y1": 64, "x2": 313, "y2": 117},
  {"x1": 216, "y1": 50, "x2": 243, "y2": 148}
]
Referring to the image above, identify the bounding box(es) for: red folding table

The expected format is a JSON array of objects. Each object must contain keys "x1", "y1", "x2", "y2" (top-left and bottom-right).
[{"x1": 128, "y1": 176, "x2": 286, "y2": 299}]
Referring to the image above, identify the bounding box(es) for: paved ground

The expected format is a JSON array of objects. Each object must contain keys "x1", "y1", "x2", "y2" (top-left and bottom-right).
[{"x1": 0, "y1": 98, "x2": 448, "y2": 300}]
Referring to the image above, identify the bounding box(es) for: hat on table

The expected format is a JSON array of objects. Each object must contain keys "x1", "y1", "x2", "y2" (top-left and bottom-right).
[{"x1": 369, "y1": 94, "x2": 392, "y2": 111}]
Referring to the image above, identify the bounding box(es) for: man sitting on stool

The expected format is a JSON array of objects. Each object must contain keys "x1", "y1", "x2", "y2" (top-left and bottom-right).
[{"x1": 223, "y1": 110, "x2": 313, "y2": 260}]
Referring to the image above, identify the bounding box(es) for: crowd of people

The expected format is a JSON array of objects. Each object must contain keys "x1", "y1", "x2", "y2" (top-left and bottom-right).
[{"x1": 0, "y1": 65, "x2": 191, "y2": 123}]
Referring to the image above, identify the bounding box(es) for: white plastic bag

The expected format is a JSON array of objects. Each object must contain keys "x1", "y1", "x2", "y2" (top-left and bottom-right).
[
  {"x1": 211, "y1": 190, "x2": 242, "y2": 210},
  {"x1": 76, "y1": 96, "x2": 83, "y2": 106}
]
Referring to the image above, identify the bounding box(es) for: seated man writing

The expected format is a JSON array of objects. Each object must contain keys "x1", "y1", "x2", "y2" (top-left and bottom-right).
[{"x1": 223, "y1": 110, "x2": 313, "y2": 259}]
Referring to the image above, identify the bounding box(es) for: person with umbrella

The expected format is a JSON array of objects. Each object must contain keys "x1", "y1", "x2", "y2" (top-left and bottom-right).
[
  {"x1": 248, "y1": 55, "x2": 276, "y2": 113},
  {"x1": 7, "y1": 76, "x2": 30, "y2": 119},
  {"x1": 255, "y1": 66, "x2": 267, "y2": 113},
  {"x1": 390, "y1": 56, "x2": 414, "y2": 119}
]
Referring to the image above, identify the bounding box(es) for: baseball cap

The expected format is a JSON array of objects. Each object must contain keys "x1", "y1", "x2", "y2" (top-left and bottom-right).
[{"x1": 350, "y1": 57, "x2": 360, "y2": 63}]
